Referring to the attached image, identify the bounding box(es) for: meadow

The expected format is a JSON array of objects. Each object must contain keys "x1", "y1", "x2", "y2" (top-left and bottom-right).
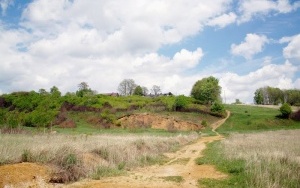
[
  {"x1": 0, "y1": 132, "x2": 198, "y2": 182},
  {"x1": 197, "y1": 130, "x2": 300, "y2": 188},
  {"x1": 197, "y1": 105, "x2": 300, "y2": 188}
]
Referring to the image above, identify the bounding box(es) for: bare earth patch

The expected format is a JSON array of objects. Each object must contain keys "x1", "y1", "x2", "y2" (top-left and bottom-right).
[
  {"x1": 0, "y1": 162, "x2": 51, "y2": 187},
  {"x1": 119, "y1": 113, "x2": 202, "y2": 131}
]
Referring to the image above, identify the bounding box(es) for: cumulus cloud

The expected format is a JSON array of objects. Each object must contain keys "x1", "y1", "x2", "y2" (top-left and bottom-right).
[
  {"x1": 238, "y1": 0, "x2": 300, "y2": 23},
  {"x1": 1, "y1": 0, "x2": 234, "y2": 94},
  {"x1": 281, "y1": 34, "x2": 300, "y2": 61},
  {"x1": 207, "y1": 12, "x2": 237, "y2": 28},
  {"x1": 218, "y1": 61, "x2": 298, "y2": 103},
  {"x1": 231, "y1": 33, "x2": 268, "y2": 59}
]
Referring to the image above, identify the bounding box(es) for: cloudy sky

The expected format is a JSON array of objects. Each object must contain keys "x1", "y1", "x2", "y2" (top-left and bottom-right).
[{"x1": 0, "y1": 0, "x2": 300, "y2": 103}]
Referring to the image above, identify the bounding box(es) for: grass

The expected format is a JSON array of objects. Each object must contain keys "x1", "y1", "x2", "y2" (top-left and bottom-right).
[
  {"x1": 217, "y1": 105, "x2": 300, "y2": 134},
  {"x1": 0, "y1": 133, "x2": 198, "y2": 182},
  {"x1": 197, "y1": 130, "x2": 300, "y2": 188},
  {"x1": 162, "y1": 176, "x2": 184, "y2": 183}
]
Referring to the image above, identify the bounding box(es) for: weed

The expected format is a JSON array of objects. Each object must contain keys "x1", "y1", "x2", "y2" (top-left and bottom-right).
[
  {"x1": 21, "y1": 149, "x2": 33, "y2": 162},
  {"x1": 92, "y1": 147, "x2": 109, "y2": 160}
]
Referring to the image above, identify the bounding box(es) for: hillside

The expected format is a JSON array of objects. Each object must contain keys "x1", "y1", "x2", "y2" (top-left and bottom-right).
[{"x1": 0, "y1": 91, "x2": 225, "y2": 134}]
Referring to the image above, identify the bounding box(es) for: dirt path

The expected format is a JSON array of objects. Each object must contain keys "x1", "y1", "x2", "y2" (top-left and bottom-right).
[{"x1": 66, "y1": 111, "x2": 231, "y2": 188}]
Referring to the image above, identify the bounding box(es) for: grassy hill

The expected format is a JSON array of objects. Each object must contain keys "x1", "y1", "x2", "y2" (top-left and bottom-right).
[{"x1": 217, "y1": 104, "x2": 300, "y2": 134}]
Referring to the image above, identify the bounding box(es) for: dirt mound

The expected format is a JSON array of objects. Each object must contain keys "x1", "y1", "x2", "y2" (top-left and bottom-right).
[
  {"x1": 0, "y1": 162, "x2": 51, "y2": 187},
  {"x1": 118, "y1": 113, "x2": 202, "y2": 131}
]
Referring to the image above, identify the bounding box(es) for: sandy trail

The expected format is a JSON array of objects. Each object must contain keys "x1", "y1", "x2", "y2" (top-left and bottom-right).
[{"x1": 66, "y1": 111, "x2": 230, "y2": 188}]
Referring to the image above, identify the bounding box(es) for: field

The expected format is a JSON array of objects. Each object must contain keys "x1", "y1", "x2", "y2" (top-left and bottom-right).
[
  {"x1": 0, "y1": 103, "x2": 299, "y2": 187},
  {"x1": 0, "y1": 132, "x2": 198, "y2": 186},
  {"x1": 217, "y1": 104, "x2": 300, "y2": 133},
  {"x1": 197, "y1": 130, "x2": 300, "y2": 188},
  {"x1": 197, "y1": 105, "x2": 300, "y2": 188}
]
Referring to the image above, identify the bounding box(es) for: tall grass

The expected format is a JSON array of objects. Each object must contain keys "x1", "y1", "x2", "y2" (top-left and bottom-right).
[
  {"x1": 0, "y1": 133, "x2": 198, "y2": 182},
  {"x1": 222, "y1": 130, "x2": 300, "y2": 188},
  {"x1": 197, "y1": 130, "x2": 300, "y2": 188}
]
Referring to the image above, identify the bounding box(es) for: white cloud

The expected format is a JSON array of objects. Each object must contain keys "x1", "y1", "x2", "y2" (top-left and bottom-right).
[
  {"x1": 231, "y1": 33, "x2": 268, "y2": 59},
  {"x1": 281, "y1": 34, "x2": 300, "y2": 61},
  {"x1": 219, "y1": 61, "x2": 298, "y2": 103},
  {"x1": 238, "y1": 0, "x2": 300, "y2": 23},
  {"x1": 207, "y1": 12, "x2": 237, "y2": 28},
  {"x1": 0, "y1": 0, "x2": 13, "y2": 16}
]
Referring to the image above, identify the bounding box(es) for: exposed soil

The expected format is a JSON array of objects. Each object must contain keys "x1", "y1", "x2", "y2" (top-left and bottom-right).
[
  {"x1": 0, "y1": 162, "x2": 52, "y2": 188},
  {"x1": 118, "y1": 113, "x2": 203, "y2": 131}
]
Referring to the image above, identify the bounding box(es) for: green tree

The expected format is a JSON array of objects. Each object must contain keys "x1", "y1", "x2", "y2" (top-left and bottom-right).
[
  {"x1": 191, "y1": 76, "x2": 221, "y2": 104},
  {"x1": 133, "y1": 86, "x2": 143, "y2": 96},
  {"x1": 50, "y1": 86, "x2": 61, "y2": 97},
  {"x1": 254, "y1": 89, "x2": 264, "y2": 104},
  {"x1": 76, "y1": 82, "x2": 93, "y2": 97},
  {"x1": 279, "y1": 103, "x2": 292, "y2": 119}
]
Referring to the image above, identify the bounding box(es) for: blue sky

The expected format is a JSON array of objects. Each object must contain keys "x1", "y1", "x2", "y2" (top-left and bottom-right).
[{"x1": 0, "y1": 0, "x2": 300, "y2": 103}]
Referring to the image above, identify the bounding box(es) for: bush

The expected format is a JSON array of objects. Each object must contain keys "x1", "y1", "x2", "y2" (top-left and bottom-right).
[
  {"x1": 173, "y1": 95, "x2": 189, "y2": 111},
  {"x1": 279, "y1": 103, "x2": 292, "y2": 119},
  {"x1": 210, "y1": 101, "x2": 225, "y2": 114}
]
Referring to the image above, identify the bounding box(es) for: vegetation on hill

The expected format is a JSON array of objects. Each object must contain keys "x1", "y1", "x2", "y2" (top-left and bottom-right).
[
  {"x1": 0, "y1": 85, "x2": 225, "y2": 133},
  {"x1": 217, "y1": 105, "x2": 300, "y2": 134}
]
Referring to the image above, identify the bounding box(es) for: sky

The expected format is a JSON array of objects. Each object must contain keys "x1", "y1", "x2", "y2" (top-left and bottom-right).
[{"x1": 0, "y1": 0, "x2": 300, "y2": 103}]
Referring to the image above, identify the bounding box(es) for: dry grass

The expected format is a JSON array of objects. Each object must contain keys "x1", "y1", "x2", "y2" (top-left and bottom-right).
[
  {"x1": 222, "y1": 130, "x2": 300, "y2": 188},
  {"x1": 0, "y1": 133, "x2": 198, "y2": 182}
]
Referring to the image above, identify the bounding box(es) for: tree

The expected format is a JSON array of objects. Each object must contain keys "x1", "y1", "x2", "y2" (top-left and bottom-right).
[
  {"x1": 76, "y1": 82, "x2": 93, "y2": 97},
  {"x1": 254, "y1": 89, "x2": 264, "y2": 104},
  {"x1": 151, "y1": 85, "x2": 161, "y2": 96},
  {"x1": 234, "y1": 99, "x2": 242, "y2": 104},
  {"x1": 133, "y1": 86, "x2": 143, "y2": 96},
  {"x1": 142, "y1": 86, "x2": 149, "y2": 96},
  {"x1": 78, "y1": 82, "x2": 89, "y2": 91},
  {"x1": 280, "y1": 103, "x2": 292, "y2": 118},
  {"x1": 191, "y1": 76, "x2": 221, "y2": 104},
  {"x1": 118, "y1": 79, "x2": 136, "y2": 96},
  {"x1": 50, "y1": 86, "x2": 61, "y2": 97}
]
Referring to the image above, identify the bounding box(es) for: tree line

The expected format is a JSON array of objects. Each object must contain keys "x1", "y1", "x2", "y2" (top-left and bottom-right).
[
  {"x1": 254, "y1": 86, "x2": 300, "y2": 106},
  {"x1": 117, "y1": 79, "x2": 162, "y2": 96}
]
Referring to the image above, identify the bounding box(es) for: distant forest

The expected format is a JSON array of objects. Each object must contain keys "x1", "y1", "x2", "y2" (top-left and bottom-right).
[{"x1": 254, "y1": 86, "x2": 300, "y2": 106}]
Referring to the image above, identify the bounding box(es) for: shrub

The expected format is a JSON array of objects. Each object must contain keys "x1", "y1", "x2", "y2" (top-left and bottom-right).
[
  {"x1": 279, "y1": 103, "x2": 292, "y2": 119},
  {"x1": 173, "y1": 95, "x2": 189, "y2": 111},
  {"x1": 210, "y1": 101, "x2": 225, "y2": 114}
]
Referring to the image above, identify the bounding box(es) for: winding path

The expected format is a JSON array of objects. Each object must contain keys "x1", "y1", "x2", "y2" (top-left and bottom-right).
[{"x1": 67, "y1": 111, "x2": 231, "y2": 188}]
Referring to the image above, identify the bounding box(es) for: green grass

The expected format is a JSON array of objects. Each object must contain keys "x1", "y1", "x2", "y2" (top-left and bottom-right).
[
  {"x1": 196, "y1": 141, "x2": 247, "y2": 188},
  {"x1": 92, "y1": 166, "x2": 125, "y2": 179},
  {"x1": 217, "y1": 105, "x2": 300, "y2": 134}
]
